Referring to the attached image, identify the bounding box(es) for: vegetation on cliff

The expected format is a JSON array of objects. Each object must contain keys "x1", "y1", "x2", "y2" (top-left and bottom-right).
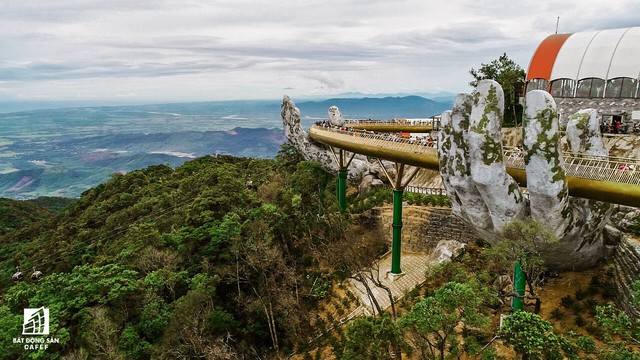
[
  {"x1": 0, "y1": 144, "x2": 378, "y2": 359},
  {"x1": 0, "y1": 145, "x2": 639, "y2": 359}
]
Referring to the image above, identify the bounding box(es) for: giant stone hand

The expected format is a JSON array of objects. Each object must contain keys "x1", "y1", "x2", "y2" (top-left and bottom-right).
[
  {"x1": 281, "y1": 96, "x2": 374, "y2": 184},
  {"x1": 438, "y1": 80, "x2": 611, "y2": 270}
]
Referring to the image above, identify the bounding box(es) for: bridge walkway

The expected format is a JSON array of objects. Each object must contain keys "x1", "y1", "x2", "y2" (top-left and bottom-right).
[{"x1": 309, "y1": 125, "x2": 640, "y2": 207}]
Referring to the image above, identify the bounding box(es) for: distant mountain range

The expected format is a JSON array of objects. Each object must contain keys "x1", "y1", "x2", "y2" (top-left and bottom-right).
[
  {"x1": 0, "y1": 95, "x2": 453, "y2": 198},
  {"x1": 296, "y1": 96, "x2": 452, "y2": 120}
]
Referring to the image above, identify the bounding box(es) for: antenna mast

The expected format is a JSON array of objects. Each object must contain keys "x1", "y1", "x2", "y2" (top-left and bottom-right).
[{"x1": 555, "y1": 17, "x2": 560, "y2": 34}]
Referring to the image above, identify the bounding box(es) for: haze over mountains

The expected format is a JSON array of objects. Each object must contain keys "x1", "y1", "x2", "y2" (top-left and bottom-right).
[{"x1": 0, "y1": 95, "x2": 452, "y2": 199}]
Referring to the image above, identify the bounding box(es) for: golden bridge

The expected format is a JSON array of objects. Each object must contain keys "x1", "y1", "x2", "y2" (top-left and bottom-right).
[{"x1": 309, "y1": 123, "x2": 640, "y2": 207}]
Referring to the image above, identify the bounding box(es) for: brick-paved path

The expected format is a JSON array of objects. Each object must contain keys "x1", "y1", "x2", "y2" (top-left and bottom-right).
[{"x1": 348, "y1": 252, "x2": 433, "y2": 316}]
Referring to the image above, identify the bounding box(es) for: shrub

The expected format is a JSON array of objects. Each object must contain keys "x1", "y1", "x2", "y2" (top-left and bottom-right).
[
  {"x1": 561, "y1": 295, "x2": 575, "y2": 308},
  {"x1": 585, "y1": 298, "x2": 599, "y2": 313},
  {"x1": 551, "y1": 308, "x2": 564, "y2": 321},
  {"x1": 588, "y1": 275, "x2": 601, "y2": 295},
  {"x1": 575, "y1": 289, "x2": 587, "y2": 301},
  {"x1": 575, "y1": 336, "x2": 596, "y2": 353},
  {"x1": 571, "y1": 303, "x2": 583, "y2": 315}
]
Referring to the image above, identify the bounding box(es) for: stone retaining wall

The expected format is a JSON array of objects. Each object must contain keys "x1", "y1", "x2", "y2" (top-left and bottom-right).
[
  {"x1": 611, "y1": 236, "x2": 640, "y2": 318},
  {"x1": 608, "y1": 205, "x2": 640, "y2": 317},
  {"x1": 360, "y1": 205, "x2": 477, "y2": 253}
]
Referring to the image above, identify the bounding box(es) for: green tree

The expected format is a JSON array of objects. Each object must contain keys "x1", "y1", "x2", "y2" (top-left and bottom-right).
[
  {"x1": 342, "y1": 314, "x2": 404, "y2": 360},
  {"x1": 398, "y1": 281, "x2": 489, "y2": 360},
  {"x1": 469, "y1": 53, "x2": 526, "y2": 127},
  {"x1": 498, "y1": 311, "x2": 572, "y2": 360},
  {"x1": 486, "y1": 219, "x2": 558, "y2": 312},
  {"x1": 595, "y1": 304, "x2": 640, "y2": 346}
]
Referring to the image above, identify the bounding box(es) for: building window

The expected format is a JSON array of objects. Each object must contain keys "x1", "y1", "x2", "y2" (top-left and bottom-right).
[
  {"x1": 606, "y1": 78, "x2": 623, "y2": 98},
  {"x1": 605, "y1": 77, "x2": 638, "y2": 98},
  {"x1": 576, "y1": 78, "x2": 606, "y2": 98},
  {"x1": 621, "y1": 78, "x2": 636, "y2": 98},
  {"x1": 590, "y1": 78, "x2": 605, "y2": 97},
  {"x1": 621, "y1": 78, "x2": 638, "y2": 98},
  {"x1": 576, "y1": 78, "x2": 593, "y2": 97},
  {"x1": 550, "y1": 79, "x2": 575, "y2": 97},
  {"x1": 526, "y1": 78, "x2": 549, "y2": 93}
]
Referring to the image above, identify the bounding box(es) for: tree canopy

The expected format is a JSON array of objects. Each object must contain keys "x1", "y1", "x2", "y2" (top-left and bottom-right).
[{"x1": 469, "y1": 53, "x2": 526, "y2": 127}]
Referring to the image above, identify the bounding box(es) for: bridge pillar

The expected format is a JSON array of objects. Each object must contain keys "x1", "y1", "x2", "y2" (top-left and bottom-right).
[
  {"x1": 512, "y1": 260, "x2": 526, "y2": 310},
  {"x1": 376, "y1": 160, "x2": 421, "y2": 278},
  {"x1": 329, "y1": 148, "x2": 355, "y2": 214},
  {"x1": 391, "y1": 189, "x2": 403, "y2": 274},
  {"x1": 338, "y1": 168, "x2": 348, "y2": 213}
]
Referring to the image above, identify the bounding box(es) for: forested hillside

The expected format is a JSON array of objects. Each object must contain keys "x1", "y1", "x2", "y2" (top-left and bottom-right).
[
  {"x1": 0, "y1": 145, "x2": 386, "y2": 359},
  {"x1": 0, "y1": 197, "x2": 75, "y2": 235},
  {"x1": 2, "y1": 145, "x2": 640, "y2": 360}
]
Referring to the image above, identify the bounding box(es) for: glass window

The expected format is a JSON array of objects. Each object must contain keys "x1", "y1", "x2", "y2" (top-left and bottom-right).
[
  {"x1": 576, "y1": 78, "x2": 592, "y2": 97},
  {"x1": 525, "y1": 78, "x2": 549, "y2": 93},
  {"x1": 550, "y1": 80, "x2": 563, "y2": 97},
  {"x1": 562, "y1": 79, "x2": 575, "y2": 97},
  {"x1": 550, "y1": 79, "x2": 575, "y2": 97},
  {"x1": 605, "y1": 78, "x2": 623, "y2": 98},
  {"x1": 620, "y1": 78, "x2": 637, "y2": 98},
  {"x1": 590, "y1": 78, "x2": 605, "y2": 97}
]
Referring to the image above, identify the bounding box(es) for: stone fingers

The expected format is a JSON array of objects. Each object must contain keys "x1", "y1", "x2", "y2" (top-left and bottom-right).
[
  {"x1": 437, "y1": 110, "x2": 461, "y2": 214},
  {"x1": 281, "y1": 96, "x2": 339, "y2": 173},
  {"x1": 446, "y1": 94, "x2": 492, "y2": 231},
  {"x1": 566, "y1": 109, "x2": 607, "y2": 156},
  {"x1": 523, "y1": 90, "x2": 571, "y2": 237},
  {"x1": 467, "y1": 80, "x2": 525, "y2": 230},
  {"x1": 565, "y1": 109, "x2": 613, "y2": 265}
]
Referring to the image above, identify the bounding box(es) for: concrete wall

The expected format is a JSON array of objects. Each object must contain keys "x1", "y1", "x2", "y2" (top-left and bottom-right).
[{"x1": 361, "y1": 205, "x2": 477, "y2": 253}]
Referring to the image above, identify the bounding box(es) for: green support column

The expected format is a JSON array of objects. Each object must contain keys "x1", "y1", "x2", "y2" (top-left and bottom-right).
[
  {"x1": 512, "y1": 260, "x2": 526, "y2": 310},
  {"x1": 391, "y1": 189, "x2": 403, "y2": 274},
  {"x1": 338, "y1": 169, "x2": 348, "y2": 213}
]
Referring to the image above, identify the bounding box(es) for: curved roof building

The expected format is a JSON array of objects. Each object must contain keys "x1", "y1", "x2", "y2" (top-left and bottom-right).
[{"x1": 526, "y1": 27, "x2": 640, "y2": 99}]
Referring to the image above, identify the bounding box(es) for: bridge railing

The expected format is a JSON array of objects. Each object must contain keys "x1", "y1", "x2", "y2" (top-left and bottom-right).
[
  {"x1": 404, "y1": 186, "x2": 447, "y2": 196},
  {"x1": 311, "y1": 125, "x2": 640, "y2": 186},
  {"x1": 344, "y1": 119, "x2": 436, "y2": 126},
  {"x1": 312, "y1": 124, "x2": 438, "y2": 156}
]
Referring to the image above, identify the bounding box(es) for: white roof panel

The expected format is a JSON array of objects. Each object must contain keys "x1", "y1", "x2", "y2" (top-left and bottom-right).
[
  {"x1": 578, "y1": 28, "x2": 629, "y2": 80},
  {"x1": 607, "y1": 27, "x2": 640, "y2": 79},
  {"x1": 550, "y1": 31, "x2": 596, "y2": 81}
]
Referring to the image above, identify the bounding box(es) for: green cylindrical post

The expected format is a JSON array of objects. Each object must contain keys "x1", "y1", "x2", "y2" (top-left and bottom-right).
[
  {"x1": 391, "y1": 189, "x2": 403, "y2": 274},
  {"x1": 338, "y1": 169, "x2": 348, "y2": 213},
  {"x1": 512, "y1": 260, "x2": 526, "y2": 310}
]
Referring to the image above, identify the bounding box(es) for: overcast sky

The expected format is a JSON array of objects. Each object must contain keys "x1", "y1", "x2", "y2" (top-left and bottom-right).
[{"x1": 0, "y1": 0, "x2": 638, "y2": 104}]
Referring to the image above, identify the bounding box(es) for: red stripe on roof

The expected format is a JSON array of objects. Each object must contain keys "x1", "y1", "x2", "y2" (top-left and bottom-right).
[{"x1": 526, "y1": 33, "x2": 572, "y2": 80}]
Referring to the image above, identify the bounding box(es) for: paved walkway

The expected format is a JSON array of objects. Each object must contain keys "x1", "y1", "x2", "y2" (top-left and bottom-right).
[{"x1": 347, "y1": 252, "x2": 433, "y2": 316}]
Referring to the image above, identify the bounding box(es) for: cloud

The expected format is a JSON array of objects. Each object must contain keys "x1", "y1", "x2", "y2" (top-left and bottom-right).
[
  {"x1": 375, "y1": 22, "x2": 510, "y2": 53},
  {"x1": 0, "y1": 0, "x2": 637, "y2": 101},
  {"x1": 303, "y1": 72, "x2": 346, "y2": 91}
]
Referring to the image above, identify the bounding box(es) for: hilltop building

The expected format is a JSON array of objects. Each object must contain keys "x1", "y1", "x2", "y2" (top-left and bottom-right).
[{"x1": 525, "y1": 27, "x2": 640, "y2": 130}]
